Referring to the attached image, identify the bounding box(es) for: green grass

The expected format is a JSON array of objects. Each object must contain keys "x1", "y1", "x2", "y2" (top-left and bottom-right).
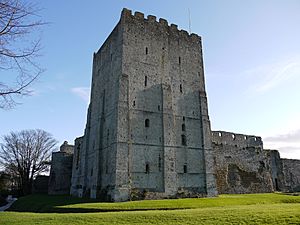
[{"x1": 1, "y1": 193, "x2": 300, "y2": 224}]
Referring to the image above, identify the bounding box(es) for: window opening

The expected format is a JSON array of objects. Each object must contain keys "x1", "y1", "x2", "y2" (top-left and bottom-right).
[
  {"x1": 145, "y1": 119, "x2": 150, "y2": 127},
  {"x1": 145, "y1": 76, "x2": 147, "y2": 86},
  {"x1": 146, "y1": 47, "x2": 148, "y2": 55},
  {"x1": 182, "y1": 124, "x2": 186, "y2": 131},
  {"x1": 180, "y1": 84, "x2": 182, "y2": 93},
  {"x1": 145, "y1": 163, "x2": 150, "y2": 174},
  {"x1": 183, "y1": 165, "x2": 187, "y2": 173},
  {"x1": 181, "y1": 134, "x2": 187, "y2": 146}
]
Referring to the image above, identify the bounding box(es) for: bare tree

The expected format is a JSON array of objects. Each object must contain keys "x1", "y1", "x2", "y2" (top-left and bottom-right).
[
  {"x1": 0, "y1": 129, "x2": 58, "y2": 195},
  {"x1": 0, "y1": 0, "x2": 45, "y2": 109}
]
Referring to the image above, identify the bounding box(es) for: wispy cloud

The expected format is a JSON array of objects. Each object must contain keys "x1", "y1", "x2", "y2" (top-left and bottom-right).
[
  {"x1": 264, "y1": 129, "x2": 300, "y2": 143},
  {"x1": 245, "y1": 56, "x2": 300, "y2": 94},
  {"x1": 263, "y1": 127, "x2": 300, "y2": 159},
  {"x1": 71, "y1": 87, "x2": 90, "y2": 103}
]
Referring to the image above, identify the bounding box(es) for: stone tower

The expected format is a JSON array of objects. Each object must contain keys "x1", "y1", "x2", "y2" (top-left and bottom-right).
[{"x1": 70, "y1": 8, "x2": 217, "y2": 201}]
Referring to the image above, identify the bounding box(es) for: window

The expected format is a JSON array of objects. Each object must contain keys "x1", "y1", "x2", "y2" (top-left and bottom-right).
[
  {"x1": 145, "y1": 163, "x2": 150, "y2": 174},
  {"x1": 180, "y1": 84, "x2": 182, "y2": 93},
  {"x1": 181, "y1": 134, "x2": 187, "y2": 146},
  {"x1": 183, "y1": 116, "x2": 185, "y2": 121},
  {"x1": 182, "y1": 124, "x2": 186, "y2": 131},
  {"x1": 183, "y1": 165, "x2": 187, "y2": 173},
  {"x1": 145, "y1": 47, "x2": 148, "y2": 55},
  {"x1": 145, "y1": 76, "x2": 147, "y2": 86},
  {"x1": 179, "y1": 57, "x2": 181, "y2": 64},
  {"x1": 158, "y1": 105, "x2": 160, "y2": 111},
  {"x1": 90, "y1": 168, "x2": 93, "y2": 176},
  {"x1": 76, "y1": 144, "x2": 81, "y2": 169},
  {"x1": 158, "y1": 155, "x2": 162, "y2": 172},
  {"x1": 133, "y1": 101, "x2": 136, "y2": 107},
  {"x1": 145, "y1": 119, "x2": 150, "y2": 127}
]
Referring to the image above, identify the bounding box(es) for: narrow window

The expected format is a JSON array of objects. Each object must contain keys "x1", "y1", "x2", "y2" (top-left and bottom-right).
[
  {"x1": 158, "y1": 155, "x2": 162, "y2": 172},
  {"x1": 107, "y1": 129, "x2": 109, "y2": 143},
  {"x1": 145, "y1": 47, "x2": 148, "y2": 55},
  {"x1": 183, "y1": 165, "x2": 187, "y2": 173},
  {"x1": 145, "y1": 163, "x2": 150, "y2": 174},
  {"x1": 145, "y1": 76, "x2": 147, "y2": 86},
  {"x1": 158, "y1": 105, "x2": 160, "y2": 111},
  {"x1": 181, "y1": 134, "x2": 187, "y2": 146},
  {"x1": 76, "y1": 144, "x2": 80, "y2": 169},
  {"x1": 133, "y1": 101, "x2": 136, "y2": 107},
  {"x1": 145, "y1": 119, "x2": 150, "y2": 127},
  {"x1": 90, "y1": 168, "x2": 93, "y2": 176},
  {"x1": 111, "y1": 54, "x2": 113, "y2": 61},
  {"x1": 179, "y1": 57, "x2": 181, "y2": 64},
  {"x1": 180, "y1": 84, "x2": 182, "y2": 93},
  {"x1": 183, "y1": 116, "x2": 185, "y2": 121},
  {"x1": 182, "y1": 124, "x2": 186, "y2": 131}
]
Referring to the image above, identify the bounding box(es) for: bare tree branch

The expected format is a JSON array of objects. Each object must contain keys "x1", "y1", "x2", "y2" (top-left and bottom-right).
[
  {"x1": 0, "y1": 0, "x2": 45, "y2": 109},
  {"x1": 0, "y1": 129, "x2": 58, "y2": 195}
]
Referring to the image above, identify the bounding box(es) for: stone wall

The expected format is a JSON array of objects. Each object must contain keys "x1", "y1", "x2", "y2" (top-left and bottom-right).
[
  {"x1": 265, "y1": 150, "x2": 285, "y2": 191},
  {"x1": 70, "y1": 8, "x2": 217, "y2": 201},
  {"x1": 282, "y1": 159, "x2": 300, "y2": 192},
  {"x1": 48, "y1": 142, "x2": 74, "y2": 195},
  {"x1": 212, "y1": 131, "x2": 273, "y2": 194}
]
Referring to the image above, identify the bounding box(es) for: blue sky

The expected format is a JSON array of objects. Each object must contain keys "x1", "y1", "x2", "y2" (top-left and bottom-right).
[{"x1": 1, "y1": 0, "x2": 300, "y2": 159}]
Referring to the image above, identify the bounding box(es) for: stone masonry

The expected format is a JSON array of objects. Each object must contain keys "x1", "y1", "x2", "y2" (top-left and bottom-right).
[
  {"x1": 49, "y1": 8, "x2": 300, "y2": 201},
  {"x1": 48, "y1": 141, "x2": 74, "y2": 195},
  {"x1": 70, "y1": 8, "x2": 217, "y2": 201}
]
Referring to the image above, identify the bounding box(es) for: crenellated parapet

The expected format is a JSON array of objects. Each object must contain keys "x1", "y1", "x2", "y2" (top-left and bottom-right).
[
  {"x1": 121, "y1": 8, "x2": 201, "y2": 43},
  {"x1": 212, "y1": 130, "x2": 263, "y2": 149}
]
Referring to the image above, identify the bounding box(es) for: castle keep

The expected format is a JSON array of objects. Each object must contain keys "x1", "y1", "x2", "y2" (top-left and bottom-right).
[
  {"x1": 69, "y1": 8, "x2": 217, "y2": 201},
  {"x1": 49, "y1": 9, "x2": 300, "y2": 201}
]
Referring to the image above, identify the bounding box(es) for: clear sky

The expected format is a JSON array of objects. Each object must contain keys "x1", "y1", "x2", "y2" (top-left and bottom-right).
[{"x1": 1, "y1": 0, "x2": 300, "y2": 159}]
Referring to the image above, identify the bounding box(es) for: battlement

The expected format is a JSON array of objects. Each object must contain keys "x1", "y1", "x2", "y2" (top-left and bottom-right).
[
  {"x1": 121, "y1": 8, "x2": 201, "y2": 42},
  {"x1": 212, "y1": 131, "x2": 263, "y2": 148}
]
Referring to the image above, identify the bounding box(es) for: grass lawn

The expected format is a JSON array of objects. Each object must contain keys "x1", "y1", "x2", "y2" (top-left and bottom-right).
[{"x1": 1, "y1": 193, "x2": 300, "y2": 224}]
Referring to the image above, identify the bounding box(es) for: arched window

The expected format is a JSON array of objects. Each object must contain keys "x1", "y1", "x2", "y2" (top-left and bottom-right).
[
  {"x1": 145, "y1": 119, "x2": 150, "y2": 127},
  {"x1": 182, "y1": 124, "x2": 186, "y2": 131},
  {"x1": 145, "y1": 47, "x2": 148, "y2": 55},
  {"x1": 145, "y1": 163, "x2": 150, "y2": 174},
  {"x1": 180, "y1": 84, "x2": 182, "y2": 93},
  {"x1": 181, "y1": 134, "x2": 187, "y2": 146},
  {"x1": 145, "y1": 76, "x2": 147, "y2": 86}
]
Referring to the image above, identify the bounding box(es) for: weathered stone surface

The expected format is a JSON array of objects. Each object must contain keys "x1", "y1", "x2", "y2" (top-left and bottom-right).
[
  {"x1": 282, "y1": 159, "x2": 300, "y2": 192},
  {"x1": 50, "y1": 8, "x2": 300, "y2": 202},
  {"x1": 212, "y1": 131, "x2": 274, "y2": 194},
  {"x1": 70, "y1": 8, "x2": 217, "y2": 201},
  {"x1": 48, "y1": 141, "x2": 74, "y2": 195}
]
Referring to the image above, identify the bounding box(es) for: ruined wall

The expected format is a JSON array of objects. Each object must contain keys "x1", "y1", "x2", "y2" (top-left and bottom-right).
[
  {"x1": 48, "y1": 142, "x2": 74, "y2": 195},
  {"x1": 282, "y1": 159, "x2": 300, "y2": 192},
  {"x1": 265, "y1": 150, "x2": 285, "y2": 191},
  {"x1": 70, "y1": 137, "x2": 84, "y2": 197},
  {"x1": 212, "y1": 131, "x2": 273, "y2": 194}
]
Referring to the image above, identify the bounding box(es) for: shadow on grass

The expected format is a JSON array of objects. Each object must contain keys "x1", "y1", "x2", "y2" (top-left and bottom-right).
[{"x1": 7, "y1": 194, "x2": 190, "y2": 213}]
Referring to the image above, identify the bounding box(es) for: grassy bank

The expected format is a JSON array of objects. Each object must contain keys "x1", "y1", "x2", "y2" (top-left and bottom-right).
[{"x1": 1, "y1": 193, "x2": 300, "y2": 224}]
